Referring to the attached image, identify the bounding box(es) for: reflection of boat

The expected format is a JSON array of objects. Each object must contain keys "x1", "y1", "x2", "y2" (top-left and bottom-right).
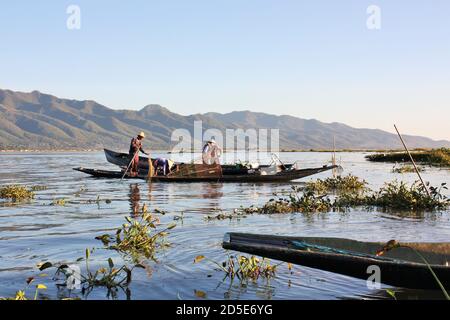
[{"x1": 222, "y1": 233, "x2": 450, "y2": 290}]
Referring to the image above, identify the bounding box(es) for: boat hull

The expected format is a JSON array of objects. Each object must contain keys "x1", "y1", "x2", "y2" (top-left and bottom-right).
[
  {"x1": 222, "y1": 233, "x2": 450, "y2": 290},
  {"x1": 73, "y1": 165, "x2": 336, "y2": 182}
]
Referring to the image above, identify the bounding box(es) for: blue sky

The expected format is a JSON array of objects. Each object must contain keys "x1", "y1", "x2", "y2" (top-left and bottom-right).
[{"x1": 1, "y1": 1, "x2": 449, "y2": 140}]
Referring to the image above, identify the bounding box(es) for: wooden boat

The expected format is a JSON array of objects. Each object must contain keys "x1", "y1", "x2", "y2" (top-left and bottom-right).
[
  {"x1": 104, "y1": 149, "x2": 300, "y2": 175},
  {"x1": 73, "y1": 163, "x2": 336, "y2": 183},
  {"x1": 222, "y1": 232, "x2": 450, "y2": 290}
]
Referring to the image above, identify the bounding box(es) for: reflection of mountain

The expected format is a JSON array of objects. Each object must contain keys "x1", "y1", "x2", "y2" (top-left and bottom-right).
[{"x1": 1, "y1": 88, "x2": 449, "y2": 150}]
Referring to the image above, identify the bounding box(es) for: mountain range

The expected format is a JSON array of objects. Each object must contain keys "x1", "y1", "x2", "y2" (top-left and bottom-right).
[{"x1": 0, "y1": 88, "x2": 449, "y2": 151}]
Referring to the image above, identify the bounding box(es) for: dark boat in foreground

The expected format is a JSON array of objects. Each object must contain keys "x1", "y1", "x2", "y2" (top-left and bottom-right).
[{"x1": 222, "y1": 232, "x2": 450, "y2": 290}]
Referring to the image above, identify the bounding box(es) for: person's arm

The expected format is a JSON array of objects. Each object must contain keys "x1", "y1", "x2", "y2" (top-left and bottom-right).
[{"x1": 140, "y1": 146, "x2": 149, "y2": 155}]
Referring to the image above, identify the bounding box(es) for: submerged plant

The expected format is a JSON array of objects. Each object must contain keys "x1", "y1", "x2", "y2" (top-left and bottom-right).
[
  {"x1": 0, "y1": 185, "x2": 35, "y2": 202},
  {"x1": 96, "y1": 206, "x2": 176, "y2": 261}
]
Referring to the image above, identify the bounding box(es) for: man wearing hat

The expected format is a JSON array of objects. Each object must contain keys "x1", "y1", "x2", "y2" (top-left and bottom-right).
[
  {"x1": 129, "y1": 132, "x2": 149, "y2": 177},
  {"x1": 202, "y1": 138, "x2": 222, "y2": 165}
]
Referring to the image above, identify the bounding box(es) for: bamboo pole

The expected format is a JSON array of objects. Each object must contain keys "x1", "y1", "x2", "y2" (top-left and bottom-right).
[
  {"x1": 121, "y1": 149, "x2": 139, "y2": 181},
  {"x1": 393, "y1": 124, "x2": 431, "y2": 196}
]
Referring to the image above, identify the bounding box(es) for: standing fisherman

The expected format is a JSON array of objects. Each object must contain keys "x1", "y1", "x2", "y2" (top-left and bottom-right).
[
  {"x1": 202, "y1": 138, "x2": 222, "y2": 165},
  {"x1": 128, "y1": 132, "x2": 149, "y2": 177}
]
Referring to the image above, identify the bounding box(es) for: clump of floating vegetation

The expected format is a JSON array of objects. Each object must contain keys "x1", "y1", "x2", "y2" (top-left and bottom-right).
[
  {"x1": 240, "y1": 189, "x2": 332, "y2": 215},
  {"x1": 304, "y1": 174, "x2": 368, "y2": 194},
  {"x1": 366, "y1": 148, "x2": 450, "y2": 167},
  {"x1": 194, "y1": 254, "x2": 284, "y2": 282},
  {"x1": 237, "y1": 178, "x2": 449, "y2": 214},
  {"x1": 392, "y1": 164, "x2": 423, "y2": 173},
  {"x1": 30, "y1": 185, "x2": 48, "y2": 191},
  {"x1": 205, "y1": 209, "x2": 247, "y2": 221},
  {"x1": 52, "y1": 198, "x2": 66, "y2": 206},
  {"x1": 0, "y1": 277, "x2": 47, "y2": 300},
  {"x1": 35, "y1": 248, "x2": 143, "y2": 299},
  {"x1": 96, "y1": 205, "x2": 176, "y2": 261},
  {"x1": 335, "y1": 181, "x2": 449, "y2": 211},
  {"x1": 374, "y1": 181, "x2": 448, "y2": 211},
  {"x1": 0, "y1": 185, "x2": 35, "y2": 202}
]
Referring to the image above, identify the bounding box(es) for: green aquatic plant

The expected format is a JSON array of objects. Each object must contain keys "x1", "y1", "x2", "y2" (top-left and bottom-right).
[
  {"x1": 305, "y1": 174, "x2": 368, "y2": 194},
  {"x1": 37, "y1": 249, "x2": 143, "y2": 299},
  {"x1": 205, "y1": 210, "x2": 248, "y2": 221},
  {"x1": 30, "y1": 185, "x2": 48, "y2": 191},
  {"x1": 376, "y1": 240, "x2": 449, "y2": 300},
  {"x1": 239, "y1": 179, "x2": 449, "y2": 214},
  {"x1": 194, "y1": 254, "x2": 282, "y2": 282},
  {"x1": 392, "y1": 164, "x2": 423, "y2": 173},
  {"x1": 0, "y1": 185, "x2": 35, "y2": 202},
  {"x1": 371, "y1": 181, "x2": 449, "y2": 211},
  {"x1": 0, "y1": 277, "x2": 47, "y2": 300},
  {"x1": 239, "y1": 187, "x2": 333, "y2": 214},
  {"x1": 366, "y1": 148, "x2": 450, "y2": 167},
  {"x1": 52, "y1": 198, "x2": 66, "y2": 206},
  {"x1": 96, "y1": 206, "x2": 176, "y2": 261}
]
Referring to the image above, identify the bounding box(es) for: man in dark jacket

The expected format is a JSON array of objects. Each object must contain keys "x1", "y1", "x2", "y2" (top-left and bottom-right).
[{"x1": 129, "y1": 131, "x2": 149, "y2": 177}]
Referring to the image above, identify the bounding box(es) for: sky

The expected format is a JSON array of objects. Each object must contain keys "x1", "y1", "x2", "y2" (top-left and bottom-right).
[{"x1": 1, "y1": 1, "x2": 449, "y2": 141}]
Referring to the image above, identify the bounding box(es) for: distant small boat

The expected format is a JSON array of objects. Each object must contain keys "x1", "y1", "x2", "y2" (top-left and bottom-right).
[{"x1": 222, "y1": 233, "x2": 450, "y2": 290}]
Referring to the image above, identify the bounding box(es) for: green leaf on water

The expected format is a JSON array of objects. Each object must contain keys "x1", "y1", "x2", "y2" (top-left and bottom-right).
[
  {"x1": 108, "y1": 258, "x2": 114, "y2": 269},
  {"x1": 386, "y1": 289, "x2": 397, "y2": 300},
  {"x1": 37, "y1": 262, "x2": 53, "y2": 271}
]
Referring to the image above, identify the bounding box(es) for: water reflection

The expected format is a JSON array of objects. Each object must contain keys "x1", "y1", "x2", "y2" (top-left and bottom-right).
[{"x1": 129, "y1": 184, "x2": 141, "y2": 217}]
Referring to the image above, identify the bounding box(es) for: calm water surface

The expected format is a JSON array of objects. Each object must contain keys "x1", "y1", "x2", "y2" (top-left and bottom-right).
[{"x1": 0, "y1": 152, "x2": 449, "y2": 300}]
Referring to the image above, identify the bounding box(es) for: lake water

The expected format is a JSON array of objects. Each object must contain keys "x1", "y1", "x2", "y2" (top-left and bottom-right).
[{"x1": 0, "y1": 151, "x2": 449, "y2": 300}]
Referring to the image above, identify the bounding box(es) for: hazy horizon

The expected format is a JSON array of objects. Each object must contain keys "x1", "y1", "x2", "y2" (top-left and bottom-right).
[{"x1": 1, "y1": 1, "x2": 449, "y2": 140}]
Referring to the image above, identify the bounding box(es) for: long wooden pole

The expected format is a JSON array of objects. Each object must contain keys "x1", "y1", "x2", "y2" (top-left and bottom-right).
[
  {"x1": 121, "y1": 149, "x2": 139, "y2": 181},
  {"x1": 394, "y1": 124, "x2": 430, "y2": 196}
]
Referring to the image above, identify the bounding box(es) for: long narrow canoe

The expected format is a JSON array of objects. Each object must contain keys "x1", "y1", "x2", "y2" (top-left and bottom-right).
[
  {"x1": 73, "y1": 164, "x2": 336, "y2": 182},
  {"x1": 222, "y1": 233, "x2": 450, "y2": 290}
]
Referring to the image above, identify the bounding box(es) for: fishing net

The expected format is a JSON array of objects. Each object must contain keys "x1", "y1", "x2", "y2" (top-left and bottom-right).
[{"x1": 168, "y1": 163, "x2": 222, "y2": 178}]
